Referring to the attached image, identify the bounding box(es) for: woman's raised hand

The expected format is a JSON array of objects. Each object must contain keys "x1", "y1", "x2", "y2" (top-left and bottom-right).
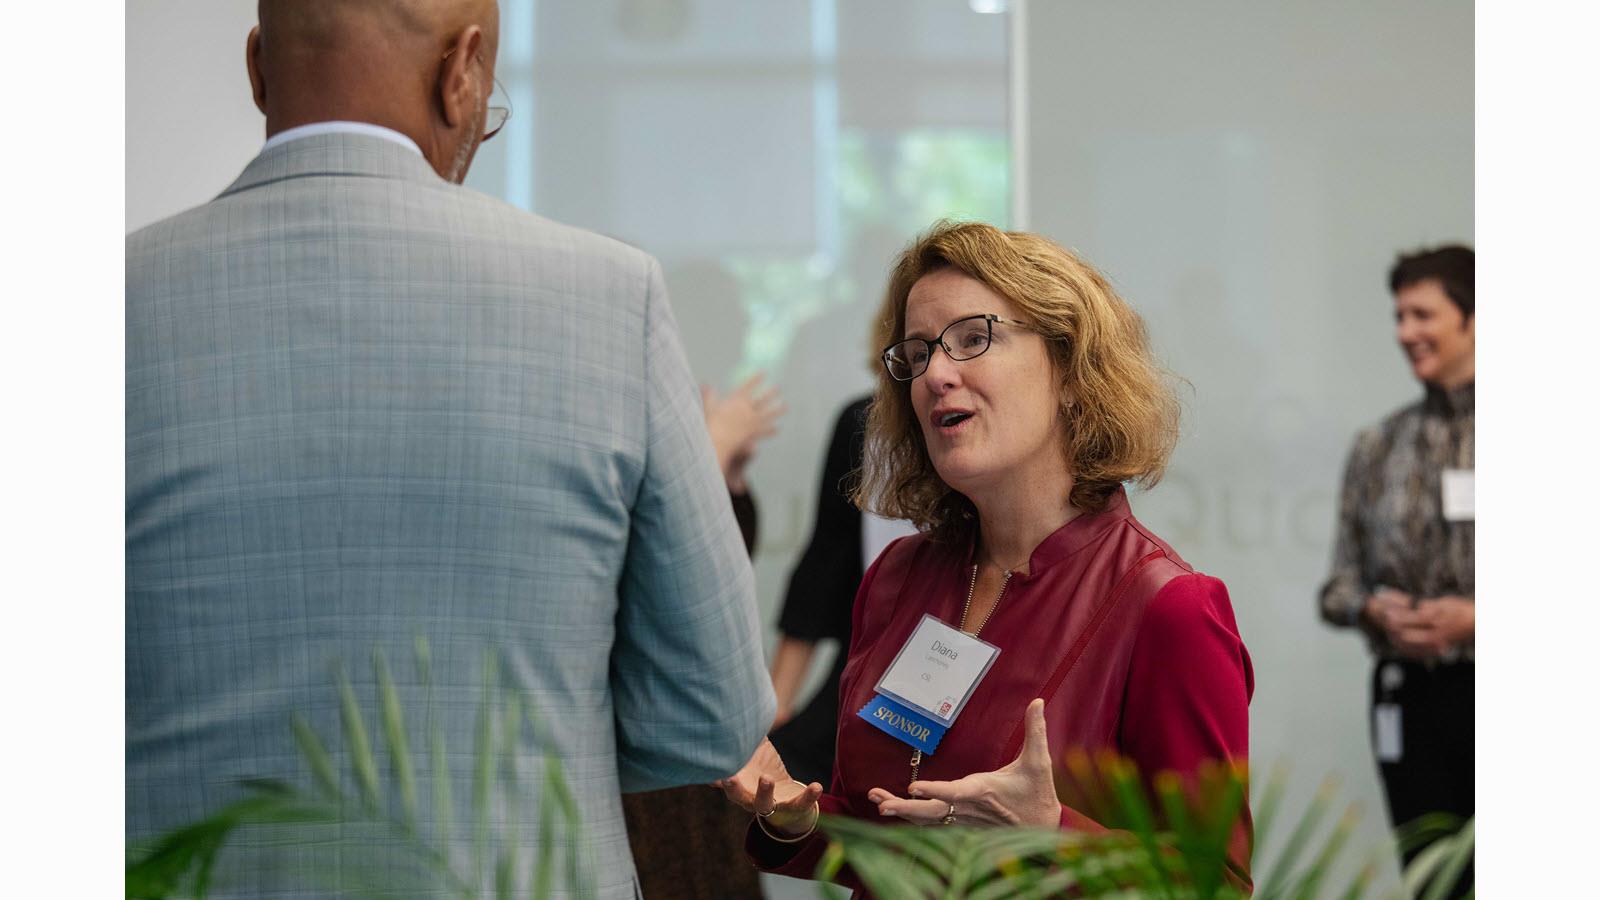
[
  {"x1": 867, "y1": 698, "x2": 1061, "y2": 828},
  {"x1": 702, "y1": 374, "x2": 786, "y2": 491},
  {"x1": 715, "y1": 738, "x2": 824, "y2": 836}
]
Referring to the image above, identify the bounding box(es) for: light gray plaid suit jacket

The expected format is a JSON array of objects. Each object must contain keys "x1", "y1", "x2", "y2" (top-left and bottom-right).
[{"x1": 126, "y1": 133, "x2": 776, "y2": 898}]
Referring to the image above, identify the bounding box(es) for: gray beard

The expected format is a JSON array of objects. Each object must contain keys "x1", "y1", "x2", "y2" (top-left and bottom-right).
[{"x1": 446, "y1": 104, "x2": 484, "y2": 184}]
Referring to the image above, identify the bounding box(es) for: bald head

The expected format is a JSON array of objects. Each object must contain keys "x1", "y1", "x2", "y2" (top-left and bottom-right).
[
  {"x1": 248, "y1": 0, "x2": 501, "y2": 182},
  {"x1": 258, "y1": 0, "x2": 464, "y2": 48}
]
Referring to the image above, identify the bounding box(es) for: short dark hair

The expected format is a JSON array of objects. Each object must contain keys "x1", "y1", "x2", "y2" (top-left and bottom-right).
[{"x1": 1388, "y1": 245, "x2": 1474, "y2": 318}]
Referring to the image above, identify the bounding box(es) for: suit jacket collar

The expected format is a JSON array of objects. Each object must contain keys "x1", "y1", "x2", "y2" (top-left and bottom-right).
[{"x1": 218, "y1": 132, "x2": 444, "y2": 200}]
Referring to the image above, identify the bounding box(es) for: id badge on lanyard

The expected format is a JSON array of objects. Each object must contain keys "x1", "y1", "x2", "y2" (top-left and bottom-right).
[
  {"x1": 1441, "y1": 469, "x2": 1474, "y2": 522},
  {"x1": 856, "y1": 614, "x2": 1001, "y2": 755}
]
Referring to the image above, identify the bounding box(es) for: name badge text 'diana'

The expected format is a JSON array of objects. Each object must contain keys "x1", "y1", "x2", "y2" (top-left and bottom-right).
[{"x1": 857, "y1": 614, "x2": 1001, "y2": 755}]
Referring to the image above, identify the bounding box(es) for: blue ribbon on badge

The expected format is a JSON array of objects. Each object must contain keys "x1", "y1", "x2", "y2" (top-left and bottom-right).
[{"x1": 857, "y1": 694, "x2": 947, "y2": 755}]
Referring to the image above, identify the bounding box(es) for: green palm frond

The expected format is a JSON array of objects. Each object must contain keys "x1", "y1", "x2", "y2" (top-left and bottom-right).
[
  {"x1": 1332, "y1": 853, "x2": 1380, "y2": 900},
  {"x1": 290, "y1": 712, "x2": 340, "y2": 801},
  {"x1": 813, "y1": 758, "x2": 1473, "y2": 900},
  {"x1": 1286, "y1": 804, "x2": 1361, "y2": 900},
  {"x1": 1411, "y1": 817, "x2": 1473, "y2": 900},
  {"x1": 338, "y1": 666, "x2": 385, "y2": 813},
  {"x1": 130, "y1": 653, "x2": 1473, "y2": 900},
  {"x1": 126, "y1": 642, "x2": 592, "y2": 900},
  {"x1": 1257, "y1": 775, "x2": 1340, "y2": 898},
  {"x1": 376, "y1": 649, "x2": 421, "y2": 830},
  {"x1": 417, "y1": 636, "x2": 456, "y2": 848},
  {"x1": 473, "y1": 651, "x2": 497, "y2": 890}
]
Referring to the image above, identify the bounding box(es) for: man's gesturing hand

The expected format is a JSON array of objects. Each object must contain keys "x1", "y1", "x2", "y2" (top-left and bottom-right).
[{"x1": 866, "y1": 698, "x2": 1061, "y2": 828}]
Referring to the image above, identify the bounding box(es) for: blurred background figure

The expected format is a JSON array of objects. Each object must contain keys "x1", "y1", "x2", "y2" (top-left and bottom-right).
[
  {"x1": 767, "y1": 393, "x2": 915, "y2": 788},
  {"x1": 672, "y1": 259, "x2": 753, "y2": 399},
  {"x1": 673, "y1": 255, "x2": 788, "y2": 541},
  {"x1": 765, "y1": 227, "x2": 918, "y2": 790},
  {"x1": 705, "y1": 374, "x2": 785, "y2": 526},
  {"x1": 1319, "y1": 246, "x2": 1474, "y2": 898}
]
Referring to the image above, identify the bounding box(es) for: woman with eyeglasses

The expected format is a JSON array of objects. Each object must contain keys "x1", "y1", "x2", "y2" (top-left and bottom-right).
[{"x1": 717, "y1": 221, "x2": 1254, "y2": 895}]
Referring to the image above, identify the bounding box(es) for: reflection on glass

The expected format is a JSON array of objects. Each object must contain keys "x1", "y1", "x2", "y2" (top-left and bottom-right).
[{"x1": 466, "y1": 1, "x2": 1011, "y2": 576}]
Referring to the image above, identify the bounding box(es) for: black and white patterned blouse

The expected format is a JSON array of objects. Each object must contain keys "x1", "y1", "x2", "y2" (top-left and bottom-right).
[{"x1": 1320, "y1": 383, "x2": 1475, "y2": 659}]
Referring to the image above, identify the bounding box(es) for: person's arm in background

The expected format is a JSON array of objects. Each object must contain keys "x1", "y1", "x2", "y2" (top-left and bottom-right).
[
  {"x1": 771, "y1": 399, "x2": 868, "y2": 725},
  {"x1": 1405, "y1": 594, "x2": 1474, "y2": 657},
  {"x1": 1318, "y1": 430, "x2": 1402, "y2": 646},
  {"x1": 769, "y1": 638, "x2": 815, "y2": 728},
  {"x1": 703, "y1": 375, "x2": 784, "y2": 493},
  {"x1": 705, "y1": 381, "x2": 782, "y2": 556},
  {"x1": 1318, "y1": 429, "x2": 1466, "y2": 657},
  {"x1": 611, "y1": 257, "x2": 776, "y2": 791}
]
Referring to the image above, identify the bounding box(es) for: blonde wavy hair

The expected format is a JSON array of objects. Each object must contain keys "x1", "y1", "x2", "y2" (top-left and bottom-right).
[{"x1": 851, "y1": 221, "x2": 1180, "y2": 543}]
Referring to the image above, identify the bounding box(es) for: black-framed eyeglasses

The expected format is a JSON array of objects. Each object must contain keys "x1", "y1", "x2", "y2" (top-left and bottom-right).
[
  {"x1": 881, "y1": 313, "x2": 1033, "y2": 382},
  {"x1": 442, "y1": 47, "x2": 512, "y2": 142}
]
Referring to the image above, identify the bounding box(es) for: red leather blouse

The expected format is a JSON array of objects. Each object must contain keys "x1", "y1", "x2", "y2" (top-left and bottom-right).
[{"x1": 748, "y1": 487, "x2": 1255, "y2": 894}]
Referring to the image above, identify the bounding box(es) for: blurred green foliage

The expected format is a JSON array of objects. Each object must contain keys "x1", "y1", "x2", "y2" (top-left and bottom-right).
[
  {"x1": 729, "y1": 129, "x2": 1010, "y2": 381},
  {"x1": 810, "y1": 755, "x2": 1472, "y2": 899},
  {"x1": 126, "y1": 640, "x2": 593, "y2": 900},
  {"x1": 127, "y1": 641, "x2": 1471, "y2": 899}
]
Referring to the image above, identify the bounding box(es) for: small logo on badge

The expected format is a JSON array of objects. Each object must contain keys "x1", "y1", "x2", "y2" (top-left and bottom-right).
[{"x1": 938, "y1": 700, "x2": 952, "y2": 717}]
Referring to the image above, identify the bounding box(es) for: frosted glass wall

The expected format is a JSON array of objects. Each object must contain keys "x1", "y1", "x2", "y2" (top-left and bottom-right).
[
  {"x1": 465, "y1": 0, "x2": 1011, "y2": 683},
  {"x1": 1022, "y1": 1, "x2": 1472, "y2": 891}
]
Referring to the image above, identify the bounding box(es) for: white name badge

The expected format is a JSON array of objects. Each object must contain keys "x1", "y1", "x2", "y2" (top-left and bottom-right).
[
  {"x1": 875, "y1": 614, "x2": 1001, "y2": 724},
  {"x1": 1374, "y1": 703, "x2": 1403, "y2": 763},
  {"x1": 1441, "y1": 469, "x2": 1474, "y2": 522}
]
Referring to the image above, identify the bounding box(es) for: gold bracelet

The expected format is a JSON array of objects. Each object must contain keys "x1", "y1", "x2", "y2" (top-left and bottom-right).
[{"x1": 755, "y1": 801, "x2": 819, "y2": 843}]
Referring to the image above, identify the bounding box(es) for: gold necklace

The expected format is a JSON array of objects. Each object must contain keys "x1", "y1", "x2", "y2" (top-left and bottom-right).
[{"x1": 909, "y1": 563, "x2": 1014, "y2": 789}]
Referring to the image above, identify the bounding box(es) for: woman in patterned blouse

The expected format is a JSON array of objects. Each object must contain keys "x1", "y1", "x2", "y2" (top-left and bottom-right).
[{"x1": 1320, "y1": 245, "x2": 1474, "y2": 898}]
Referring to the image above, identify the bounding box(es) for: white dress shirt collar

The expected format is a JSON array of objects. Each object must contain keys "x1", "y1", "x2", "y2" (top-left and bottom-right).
[{"x1": 262, "y1": 121, "x2": 425, "y2": 158}]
